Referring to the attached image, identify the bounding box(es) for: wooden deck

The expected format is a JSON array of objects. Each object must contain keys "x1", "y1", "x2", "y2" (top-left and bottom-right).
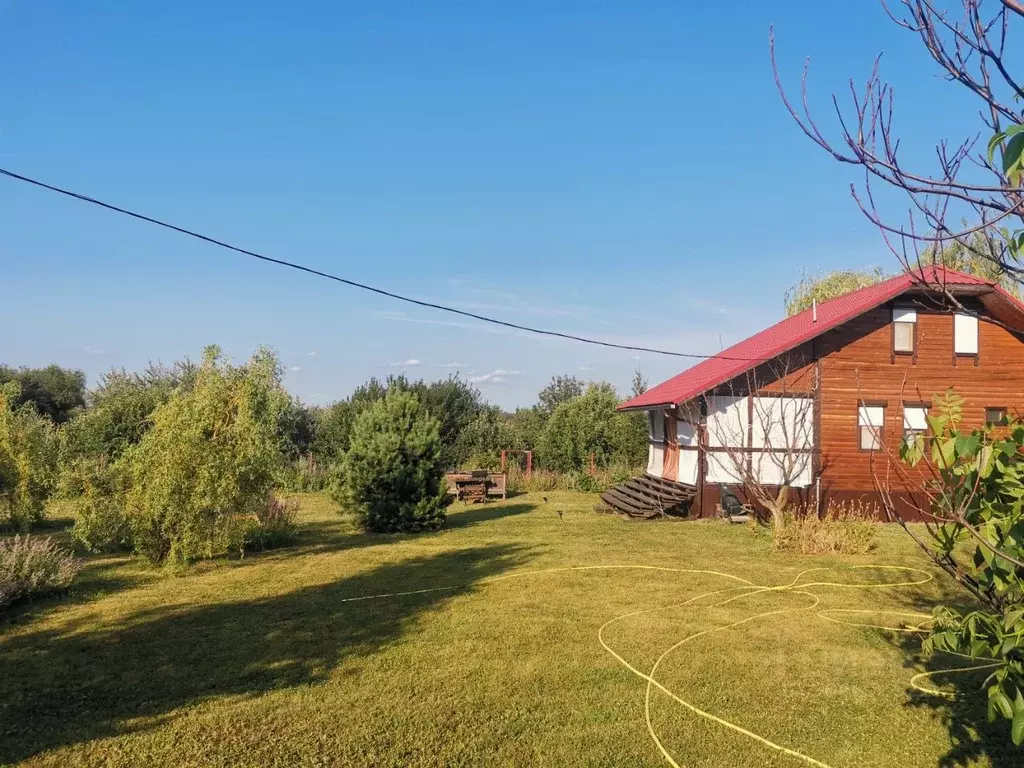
[{"x1": 598, "y1": 474, "x2": 696, "y2": 519}]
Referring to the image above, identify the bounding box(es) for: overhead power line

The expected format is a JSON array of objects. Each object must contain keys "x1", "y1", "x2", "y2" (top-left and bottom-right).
[{"x1": 0, "y1": 166, "x2": 754, "y2": 361}]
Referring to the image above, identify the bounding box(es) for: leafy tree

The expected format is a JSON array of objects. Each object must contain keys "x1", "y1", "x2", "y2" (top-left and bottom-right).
[
  {"x1": 921, "y1": 230, "x2": 1020, "y2": 296},
  {"x1": 894, "y1": 389, "x2": 1024, "y2": 742},
  {"x1": 0, "y1": 365, "x2": 86, "y2": 424},
  {"x1": 334, "y1": 389, "x2": 447, "y2": 533},
  {"x1": 119, "y1": 346, "x2": 287, "y2": 563},
  {"x1": 276, "y1": 396, "x2": 317, "y2": 461},
  {"x1": 538, "y1": 382, "x2": 640, "y2": 472},
  {"x1": 784, "y1": 269, "x2": 888, "y2": 317},
  {"x1": 455, "y1": 405, "x2": 516, "y2": 468},
  {"x1": 507, "y1": 407, "x2": 545, "y2": 452},
  {"x1": 414, "y1": 375, "x2": 484, "y2": 469},
  {"x1": 538, "y1": 375, "x2": 585, "y2": 417},
  {"x1": 59, "y1": 362, "x2": 194, "y2": 471},
  {"x1": 0, "y1": 382, "x2": 58, "y2": 531}
]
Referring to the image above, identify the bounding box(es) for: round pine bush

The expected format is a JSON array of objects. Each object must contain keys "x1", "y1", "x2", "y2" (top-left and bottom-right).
[{"x1": 334, "y1": 389, "x2": 448, "y2": 533}]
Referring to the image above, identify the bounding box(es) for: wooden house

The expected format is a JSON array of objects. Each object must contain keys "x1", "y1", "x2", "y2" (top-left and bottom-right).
[{"x1": 612, "y1": 266, "x2": 1024, "y2": 519}]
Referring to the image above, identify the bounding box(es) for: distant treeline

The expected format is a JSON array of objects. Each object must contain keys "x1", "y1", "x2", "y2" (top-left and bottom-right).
[{"x1": 1, "y1": 350, "x2": 648, "y2": 555}]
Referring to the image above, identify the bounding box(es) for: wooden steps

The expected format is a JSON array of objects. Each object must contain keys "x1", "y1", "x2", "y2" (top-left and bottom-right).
[{"x1": 599, "y1": 475, "x2": 696, "y2": 519}]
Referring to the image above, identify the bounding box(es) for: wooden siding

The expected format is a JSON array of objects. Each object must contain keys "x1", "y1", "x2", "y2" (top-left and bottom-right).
[{"x1": 816, "y1": 302, "x2": 1024, "y2": 491}]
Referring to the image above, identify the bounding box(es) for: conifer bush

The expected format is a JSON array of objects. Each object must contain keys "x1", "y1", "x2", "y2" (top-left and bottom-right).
[{"x1": 334, "y1": 389, "x2": 448, "y2": 533}]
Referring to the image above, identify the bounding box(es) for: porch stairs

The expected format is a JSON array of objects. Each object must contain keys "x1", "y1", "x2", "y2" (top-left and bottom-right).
[{"x1": 597, "y1": 474, "x2": 696, "y2": 519}]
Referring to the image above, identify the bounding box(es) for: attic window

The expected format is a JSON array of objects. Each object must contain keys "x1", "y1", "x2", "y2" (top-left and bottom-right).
[
  {"x1": 892, "y1": 307, "x2": 916, "y2": 354},
  {"x1": 954, "y1": 312, "x2": 979, "y2": 355}
]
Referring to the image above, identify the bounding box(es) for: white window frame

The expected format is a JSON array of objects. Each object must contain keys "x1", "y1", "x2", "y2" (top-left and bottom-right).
[
  {"x1": 903, "y1": 405, "x2": 928, "y2": 441},
  {"x1": 858, "y1": 405, "x2": 884, "y2": 451},
  {"x1": 954, "y1": 312, "x2": 979, "y2": 355},
  {"x1": 893, "y1": 306, "x2": 917, "y2": 354}
]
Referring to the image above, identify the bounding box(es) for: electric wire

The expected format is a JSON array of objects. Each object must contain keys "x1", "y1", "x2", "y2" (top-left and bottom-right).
[{"x1": 0, "y1": 166, "x2": 761, "y2": 362}]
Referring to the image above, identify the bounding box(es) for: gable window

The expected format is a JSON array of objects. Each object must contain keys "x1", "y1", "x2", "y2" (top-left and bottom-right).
[
  {"x1": 858, "y1": 404, "x2": 884, "y2": 450},
  {"x1": 892, "y1": 307, "x2": 917, "y2": 354},
  {"x1": 903, "y1": 405, "x2": 929, "y2": 441},
  {"x1": 986, "y1": 407, "x2": 1009, "y2": 427},
  {"x1": 954, "y1": 312, "x2": 979, "y2": 355}
]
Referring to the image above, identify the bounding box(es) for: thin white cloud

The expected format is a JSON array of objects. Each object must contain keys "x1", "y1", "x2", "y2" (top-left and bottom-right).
[
  {"x1": 307, "y1": 351, "x2": 317, "y2": 357},
  {"x1": 439, "y1": 361, "x2": 469, "y2": 368},
  {"x1": 289, "y1": 366, "x2": 302, "y2": 372},
  {"x1": 389, "y1": 359, "x2": 421, "y2": 367},
  {"x1": 579, "y1": 365, "x2": 595, "y2": 372},
  {"x1": 469, "y1": 369, "x2": 522, "y2": 384},
  {"x1": 84, "y1": 345, "x2": 107, "y2": 356}
]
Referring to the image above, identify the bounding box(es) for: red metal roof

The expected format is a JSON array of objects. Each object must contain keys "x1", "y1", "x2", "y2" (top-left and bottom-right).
[{"x1": 619, "y1": 266, "x2": 1016, "y2": 411}]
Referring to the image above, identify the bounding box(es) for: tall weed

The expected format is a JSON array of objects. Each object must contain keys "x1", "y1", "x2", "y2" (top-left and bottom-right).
[
  {"x1": 772, "y1": 500, "x2": 878, "y2": 555},
  {"x1": 0, "y1": 536, "x2": 80, "y2": 609}
]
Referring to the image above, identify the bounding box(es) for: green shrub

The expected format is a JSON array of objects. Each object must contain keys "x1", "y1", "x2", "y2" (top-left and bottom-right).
[
  {"x1": 0, "y1": 383, "x2": 58, "y2": 531},
  {"x1": 536, "y1": 383, "x2": 646, "y2": 473},
  {"x1": 771, "y1": 500, "x2": 877, "y2": 555},
  {"x1": 276, "y1": 457, "x2": 331, "y2": 492},
  {"x1": 121, "y1": 346, "x2": 287, "y2": 564},
  {"x1": 241, "y1": 496, "x2": 299, "y2": 552},
  {"x1": 67, "y1": 458, "x2": 131, "y2": 553},
  {"x1": 0, "y1": 535, "x2": 80, "y2": 609},
  {"x1": 334, "y1": 389, "x2": 447, "y2": 533}
]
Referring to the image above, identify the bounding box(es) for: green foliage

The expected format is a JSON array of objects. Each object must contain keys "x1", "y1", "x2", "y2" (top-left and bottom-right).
[
  {"x1": 0, "y1": 535, "x2": 80, "y2": 609},
  {"x1": 67, "y1": 458, "x2": 131, "y2": 553},
  {"x1": 784, "y1": 268, "x2": 888, "y2": 316},
  {"x1": 0, "y1": 364, "x2": 86, "y2": 425},
  {"x1": 537, "y1": 383, "x2": 645, "y2": 473},
  {"x1": 920, "y1": 230, "x2": 1020, "y2": 296},
  {"x1": 538, "y1": 374, "x2": 585, "y2": 417},
  {"x1": 58, "y1": 362, "x2": 194, "y2": 480},
  {"x1": 315, "y1": 375, "x2": 484, "y2": 470},
  {"x1": 241, "y1": 496, "x2": 299, "y2": 552},
  {"x1": 0, "y1": 383, "x2": 58, "y2": 531},
  {"x1": 334, "y1": 389, "x2": 447, "y2": 533},
  {"x1": 900, "y1": 388, "x2": 1024, "y2": 741},
  {"x1": 120, "y1": 346, "x2": 288, "y2": 563},
  {"x1": 276, "y1": 396, "x2": 317, "y2": 461},
  {"x1": 454, "y1": 405, "x2": 516, "y2": 469}
]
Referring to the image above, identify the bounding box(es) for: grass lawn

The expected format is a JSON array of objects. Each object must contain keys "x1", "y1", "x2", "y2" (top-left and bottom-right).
[{"x1": 0, "y1": 492, "x2": 1016, "y2": 767}]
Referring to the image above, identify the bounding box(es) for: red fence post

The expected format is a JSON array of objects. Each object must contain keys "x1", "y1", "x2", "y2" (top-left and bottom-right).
[
  {"x1": 525, "y1": 450, "x2": 532, "y2": 478},
  {"x1": 500, "y1": 450, "x2": 507, "y2": 473}
]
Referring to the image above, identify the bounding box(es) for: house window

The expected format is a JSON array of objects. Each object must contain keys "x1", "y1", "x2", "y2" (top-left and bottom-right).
[
  {"x1": 954, "y1": 312, "x2": 979, "y2": 355},
  {"x1": 858, "y1": 405, "x2": 884, "y2": 450},
  {"x1": 903, "y1": 405, "x2": 928, "y2": 441},
  {"x1": 892, "y1": 307, "x2": 916, "y2": 354},
  {"x1": 986, "y1": 407, "x2": 1009, "y2": 427},
  {"x1": 648, "y1": 410, "x2": 665, "y2": 443}
]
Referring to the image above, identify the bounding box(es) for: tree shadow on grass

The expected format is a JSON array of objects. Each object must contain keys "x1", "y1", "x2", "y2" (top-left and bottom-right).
[
  {"x1": 0, "y1": 543, "x2": 529, "y2": 764},
  {"x1": 882, "y1": 587, "x2": 1019, "y2": 767},
  {"x1": 443, "y1": 502, "x2": 536, "y2": 530}
]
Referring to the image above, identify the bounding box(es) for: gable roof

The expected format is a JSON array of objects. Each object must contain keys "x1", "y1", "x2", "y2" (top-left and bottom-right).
[{"x1": 619, "y1": 266, "x2": 1024, "y2": 411}]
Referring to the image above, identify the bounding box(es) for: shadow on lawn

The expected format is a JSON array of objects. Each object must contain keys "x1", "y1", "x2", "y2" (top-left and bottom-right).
[
  {"x1": 444, "y1": 502, "x2": 535, "y2": 530},
  {"x1": 886, "y1": 587, "x2": 1019, "y2": 767},
  {"x1": 0, "y1": 543, "x2": 529, "y2": 764}
]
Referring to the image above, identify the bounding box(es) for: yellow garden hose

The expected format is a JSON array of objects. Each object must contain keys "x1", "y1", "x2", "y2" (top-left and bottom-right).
[{"x1": 340, "y1": 563, "x2": 997, "y2": 767}]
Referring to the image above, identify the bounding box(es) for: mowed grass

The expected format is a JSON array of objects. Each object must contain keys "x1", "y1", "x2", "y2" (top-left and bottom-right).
[{"x1": 0, "y1": 492, "x2": 1016, "y2": 767}]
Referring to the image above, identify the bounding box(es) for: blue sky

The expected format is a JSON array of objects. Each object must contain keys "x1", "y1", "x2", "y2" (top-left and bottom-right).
[{"x1": 0, "y1": 1, "x2": 986, "y2": 409}]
